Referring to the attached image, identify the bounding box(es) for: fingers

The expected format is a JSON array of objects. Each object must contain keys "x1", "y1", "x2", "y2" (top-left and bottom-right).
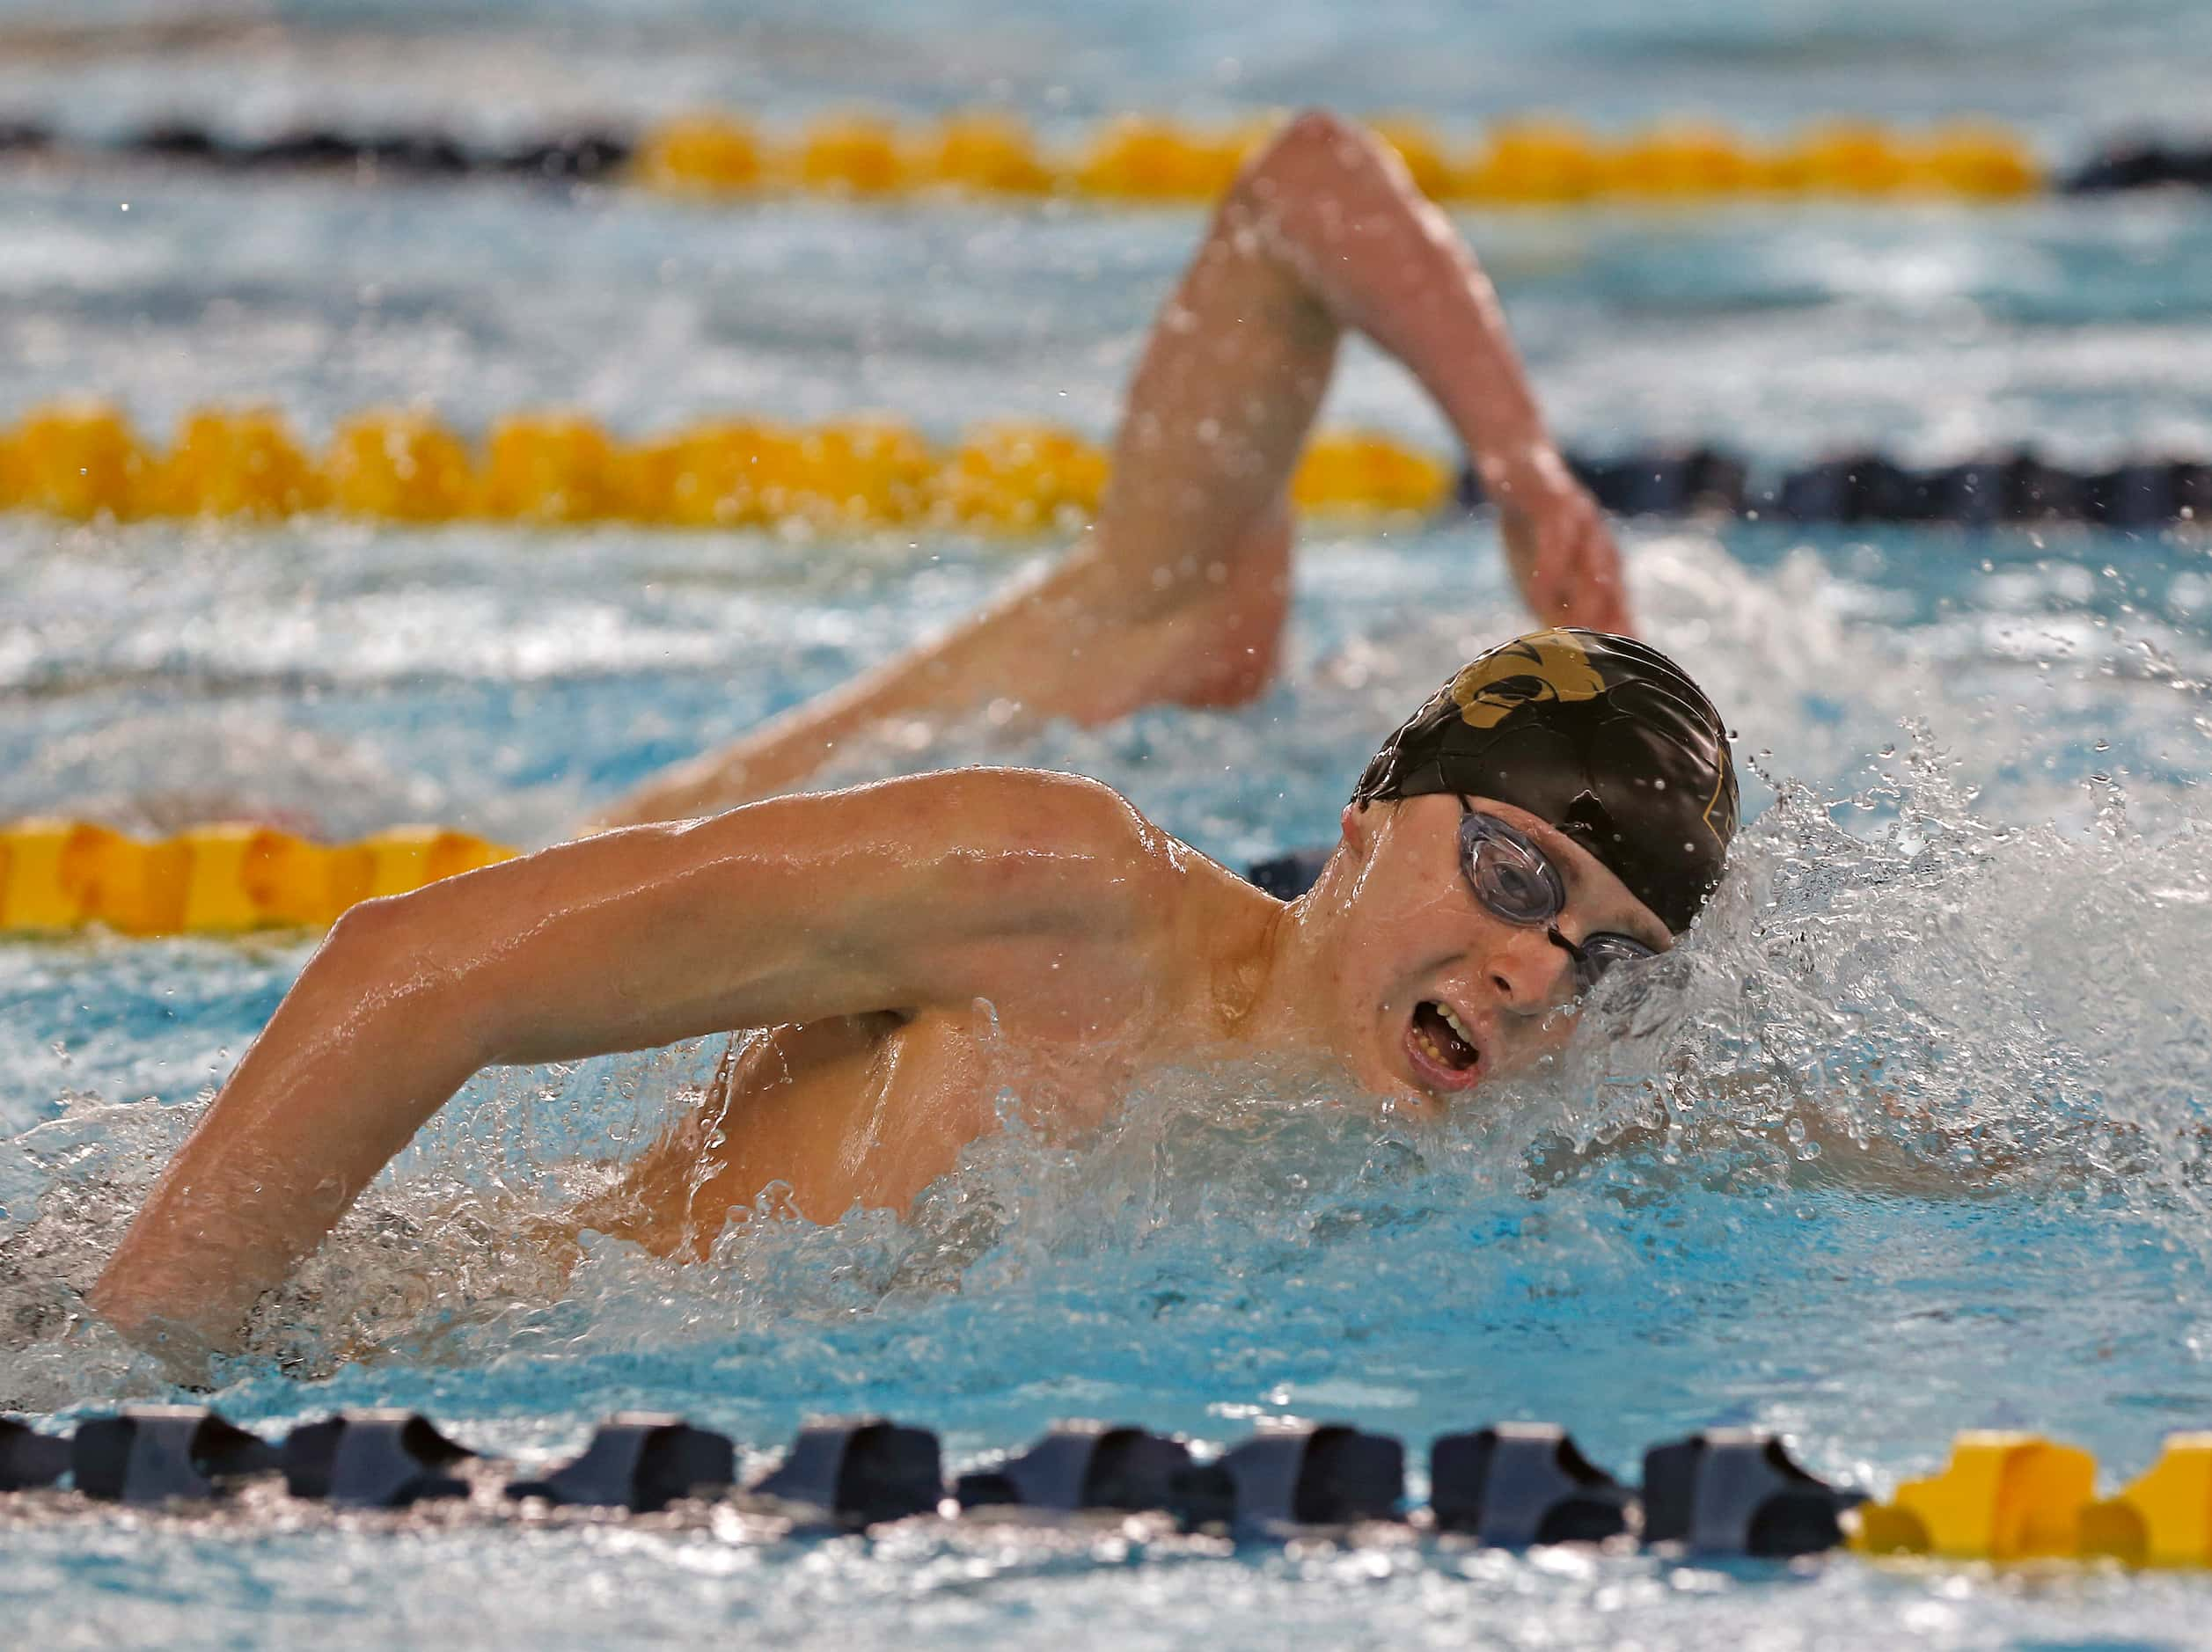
[
  {"x1": 1568, "y1": 516, "x2": 1636, "y2": 636},
  {"x1": 1515, "y1": 505, "x2": 1635, "y2": 637},
  {"x1": 1500, "y1": 482, "x2": 1639, "y2": 637},
  {"x1": 1518, "y1": 525, "x2": 1571, "y2": 618}
]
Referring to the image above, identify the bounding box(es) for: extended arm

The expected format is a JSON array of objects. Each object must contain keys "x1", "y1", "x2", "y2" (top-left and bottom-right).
[
  {"x1": 597, "y1": 109, "x2": 1622, "y2": 828},
  {"x1": 92, "y1": 770, "x2": 1158, "y2": 1364}
]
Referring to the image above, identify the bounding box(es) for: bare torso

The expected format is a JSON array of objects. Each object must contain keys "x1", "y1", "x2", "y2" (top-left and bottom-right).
[{"x1": 586, "y1": 847, "x2": 1280, "y2": 1257}]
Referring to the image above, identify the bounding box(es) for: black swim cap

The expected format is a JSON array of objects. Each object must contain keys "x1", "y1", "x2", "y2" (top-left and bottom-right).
[{"x1": 1351, "y1": 628, "x2": 1738, "y2": 934}]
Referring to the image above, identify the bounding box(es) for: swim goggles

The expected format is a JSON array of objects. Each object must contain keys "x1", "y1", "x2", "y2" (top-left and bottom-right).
[{"x1": 1456, "y1": 803, "x2": 1658, "y2": 996}]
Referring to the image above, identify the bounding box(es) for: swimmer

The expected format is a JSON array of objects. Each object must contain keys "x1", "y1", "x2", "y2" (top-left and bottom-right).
[
  {"x1": 595, "y1": 109, "x2": 1627, "y2": 827},
  {"x1": 93, "y1": 627, "x2": 1735, "y2": 1366}
]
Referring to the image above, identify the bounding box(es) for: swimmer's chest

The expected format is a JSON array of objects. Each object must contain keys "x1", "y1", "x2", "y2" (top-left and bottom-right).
[{"x1": 683, "y1": 1004, "x2": 1138, "y2": 1230}]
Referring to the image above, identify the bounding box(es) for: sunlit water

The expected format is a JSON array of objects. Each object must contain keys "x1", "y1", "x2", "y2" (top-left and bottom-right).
[{"x1": 4, "y1": 3, "x2": 2212, "y2": 1645}]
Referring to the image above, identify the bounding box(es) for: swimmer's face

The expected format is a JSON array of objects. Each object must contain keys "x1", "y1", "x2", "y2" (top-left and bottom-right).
[{"x1": 1322, "y1": 793, "x2": 1672, "y2": 1109}]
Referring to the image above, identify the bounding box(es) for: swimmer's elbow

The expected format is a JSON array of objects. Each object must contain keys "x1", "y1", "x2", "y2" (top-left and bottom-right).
[
  {"x1": 1243, "y1": 109, "x2": 1394, "y2": 196},
  {"x1": 318, "y1": 889, "x2": 433, "y2": 989},
  {"x1": 310, "y1": 886, "x2": 500, "y2": 1066},
  {"x1": 1271, "y1": 110, "x2": 1361, "y2": 165},
  {"x1": 320, "y1": 888, "x2": 406, "y2": 954}
]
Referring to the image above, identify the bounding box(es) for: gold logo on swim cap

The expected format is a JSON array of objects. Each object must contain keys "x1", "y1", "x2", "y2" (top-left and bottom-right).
[{"x1": 1448, "y1": 629, "x2": 1607, "y2": 730}]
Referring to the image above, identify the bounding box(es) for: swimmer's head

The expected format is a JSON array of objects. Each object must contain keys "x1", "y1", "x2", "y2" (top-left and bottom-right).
[
  {"x1": 1295, "y1": 632, "x2": 1734, "y2": 1108},
  {"x1": 1351, "y1": 628, "x2": 1737, "y2": 936},
  {"x1": 1316, "y1": 791, "x2": 1676, "y2": 1106}
]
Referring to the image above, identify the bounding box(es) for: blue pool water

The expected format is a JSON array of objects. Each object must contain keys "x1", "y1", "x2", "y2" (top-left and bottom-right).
[{"x1": 4, "y1": 1, "x2": 2212, "y2": 1645}]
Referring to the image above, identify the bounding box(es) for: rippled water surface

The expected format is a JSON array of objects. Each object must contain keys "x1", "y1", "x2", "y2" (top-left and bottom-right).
[{"x1": 4, "y1": 1, "x2": 2212, "y2": 1646}]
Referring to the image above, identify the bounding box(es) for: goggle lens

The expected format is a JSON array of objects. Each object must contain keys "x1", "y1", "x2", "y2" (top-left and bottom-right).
[
  {"x1": 1459, "y1": 813, "x2": 1566, "y2": 925},
  {"x1": 1568, "y1": 931, "x2": 1658, "y2": 993},
  {"x1": 1455, "y1": 808, "x2": 1659, "y2": 994}
]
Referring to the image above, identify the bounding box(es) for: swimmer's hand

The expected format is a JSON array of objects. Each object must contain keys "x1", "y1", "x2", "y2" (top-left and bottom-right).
[{"x1": 1492, "y1": 449, "x2": 1635, "y2": 637}]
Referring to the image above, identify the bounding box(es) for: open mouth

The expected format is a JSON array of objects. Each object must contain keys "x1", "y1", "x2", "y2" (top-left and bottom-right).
[{"x1": 1406, "y1": 998, "x2": 1483, "y2": 1091}]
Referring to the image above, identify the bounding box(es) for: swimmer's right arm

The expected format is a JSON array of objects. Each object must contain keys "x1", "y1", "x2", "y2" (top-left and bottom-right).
[{"x1": 91, "y1": 769, "x2": 1163, "y2": 1368}]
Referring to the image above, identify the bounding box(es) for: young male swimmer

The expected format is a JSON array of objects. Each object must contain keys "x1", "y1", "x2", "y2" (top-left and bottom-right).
[
  {"x1": 594, "y1": 108, "x2": 1627, "y2": 827},
  {"x1": 95, "y1": 109, "x2": 1678, "y2": 1363},
  {"x1": 94, "y1": 628, "x2": 1737, "y2": 1363}
]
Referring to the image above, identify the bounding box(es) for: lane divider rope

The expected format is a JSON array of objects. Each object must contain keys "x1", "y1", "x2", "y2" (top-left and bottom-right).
[
  {"x1": 1, "y1": 401, "x2": 2204, "y2": 533},
  {"x1": 0, "y1": 821, "x2": 515, "y2": 938},
  {"x1": 626, "y1": 111, "x2": 2051, "y2": 203},
  {"x1": 3, "y1": 1407, "x2": 2206, "y2": 1564},
  {"x1": 0, "y1": 108, "x2": 2135, "y2": 204}
]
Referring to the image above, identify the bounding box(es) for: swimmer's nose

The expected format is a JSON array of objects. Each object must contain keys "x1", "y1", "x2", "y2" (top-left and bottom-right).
[{"x1": 1474, "y1": 924, "x2": 1577, "y2": 1015}]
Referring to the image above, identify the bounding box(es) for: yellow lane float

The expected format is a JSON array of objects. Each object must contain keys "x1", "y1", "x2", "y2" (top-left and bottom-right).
[
  {"x1": 0, "y1": 822, "x2": 516, "y2": 938},
  {"x1": 1849, "y1": 1432, "x2": 2096, "y2": 1561},
  {"x1": 2080, "y1": 1435, "x2": 2212, "y2": 1568},
  {"x1": 0, "y1": 400, "x2": 1468, "y2": 533},
  {"x1": 624, "y1": 110, "x2": 2043, "y2": 206}
]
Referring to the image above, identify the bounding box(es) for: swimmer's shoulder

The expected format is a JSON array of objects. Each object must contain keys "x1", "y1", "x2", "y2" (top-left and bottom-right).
[
  {"x1": 799, "y1": 767, "x2": 1270, "y2": 953},
  {"x1": 888, "y1": 765, "x2": 1266, "y2": 917},
  {"x1": 839, "y1": 765, "x2": 1186, "y2": 901},
  {"x1": 974, "y1": 769, "x2": 1291, "y2": 905},
  {"x1": 974, "y1": 770, "x2": 1291, "y2": 925}
]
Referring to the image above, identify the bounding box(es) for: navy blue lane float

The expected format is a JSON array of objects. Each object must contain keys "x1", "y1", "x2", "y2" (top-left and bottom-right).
[
  {"x1": 282, "y1": 1409, "x2": 475, "y2": 1508},
  {"x1": 955, "y1": 1421, "x2": 1192, "y2": 1514},
  {"x1": 749, "y1": 1416, "x2": 944, "y2": 1525},
  {"x1": 1455, "y1": 450, "x2": 2212, "y2": 529},
  {"x1": 2062, "y1": 143, "x2": 2212, "y2": 194},
  {"x1": 71, "y1": 1405, "x2": 278, "y2": 1502},
  {"x1": 0, "y1": 1415, "x2": 72, "y2": 1490},
  {"x1": 1430, "y1": 1422, "x2": 1635, "y2": 1545},
  {"x1": 91, "y1": 121, "x2": 633, "y2": 180},
  {"x1": 0, "y1": 1405, "x2": 1878, "y2": 1557},
  {"x1": 1173, "y1": 1421, "x2": 1406, "y2": 1531},
  {"x1": 508, "y1": 1413, "x2": 736, "y2": 1514},
  {"x1": 1641, "y1": 1429, "x2": 1866, "y2": 1557}
]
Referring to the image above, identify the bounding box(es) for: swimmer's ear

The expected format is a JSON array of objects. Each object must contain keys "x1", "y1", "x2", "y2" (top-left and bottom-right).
[{"x1": 1338, "y1": 801, "x2": 1373, "y2": 861}]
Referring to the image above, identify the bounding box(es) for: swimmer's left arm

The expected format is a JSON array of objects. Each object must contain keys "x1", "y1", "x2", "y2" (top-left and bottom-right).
[
  {"x1": 93, "y1": 770, "x2": 1166, "y2": 1366},
  {"x1": 1070, "y1": 108, "x2": 1631, "y2": 643},
  {"x1": 592, "y1": 111, "x2": 1622, "y2": 831}
]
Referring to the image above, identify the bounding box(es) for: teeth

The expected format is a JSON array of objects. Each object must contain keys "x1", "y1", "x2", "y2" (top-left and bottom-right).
[
  {"x1": 1411, "y1": 1013, "x2": 1476, "y2": 1076},
  {"x1": 1439, "y1": 1005, "x2": 1476, "y2": 1051}
]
